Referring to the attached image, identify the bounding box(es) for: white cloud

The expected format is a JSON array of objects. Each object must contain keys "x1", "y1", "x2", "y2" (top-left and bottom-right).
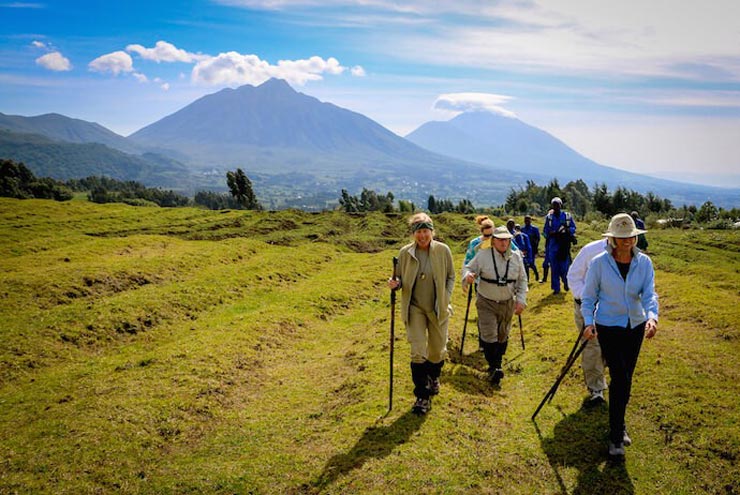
[
  {"x1": 350, "y1": 65, "x2": 366, "y2": 77},
  {"x1": 31, "y1": 40, "x2": 46, "y2": 49},
  {"x1": 227, "y1": 0, "x2": 740, "y2": 81},
  {"x1": 132, "y1": 72, "x2": 148, "y2": 83},
  {"x1": 434, "y1": 92, "x2": 516, "y2": 118},
  {"x1": 35, "y1": 51, "x2": 72, "y2": 71},
  {"x1": 153, "y1": 77, "x2": 170, "y2": 91},
  {"x1": 88, "y1": 51, "x2": 134, "y2": 75},
  {"x1": 126, "y1": 40, "x2": 208, "y2": 63},
  {"x1": 191, "y1": 52, "x2": 346, "y2": 86}
]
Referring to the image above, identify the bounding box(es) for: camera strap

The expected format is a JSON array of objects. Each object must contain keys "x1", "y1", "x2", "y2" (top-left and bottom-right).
[{"x1": 477, "y1": 249, "x2": 515, "y2": 285}]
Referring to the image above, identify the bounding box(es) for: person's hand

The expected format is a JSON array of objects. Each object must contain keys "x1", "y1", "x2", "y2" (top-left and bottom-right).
[
  {"x1": 514, "y1": 302, "x2": 525, "y2": 315},
  {"x1": 464, "y1": 273, "x2": 476, "y2": 285},
  {"x1": 583, "y1": 325, "x2": 597, "y2": 340},
  {"x1": 388, "y1": 278, "x2": 400, "y2": 290},
  {"x1": 645, "y1": 319, "x2": 658, "y2": 339}
]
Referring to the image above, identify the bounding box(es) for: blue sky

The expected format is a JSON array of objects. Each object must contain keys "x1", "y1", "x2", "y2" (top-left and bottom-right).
[{"x1": 2, "y1": 0, "x2": 740, "y2": 187}]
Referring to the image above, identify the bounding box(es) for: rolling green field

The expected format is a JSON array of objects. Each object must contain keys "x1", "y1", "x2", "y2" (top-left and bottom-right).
[{"x1": 1, "y1": 198, "x2": 739, "y2": 494}]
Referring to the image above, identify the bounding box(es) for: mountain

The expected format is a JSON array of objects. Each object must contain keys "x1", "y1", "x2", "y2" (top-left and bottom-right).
[
  {"x1": 406, "y1": 111, "x2": 740, "y2": 207},
  {"x1": 0, "y1": 112, "x2": 144, "y2": 155},
  {"x1": 0, "y1": 129, "x2": 190, "y2": 187},
  {"x1": 128, "y1": 78, "x2": 542, "y2": 205}
]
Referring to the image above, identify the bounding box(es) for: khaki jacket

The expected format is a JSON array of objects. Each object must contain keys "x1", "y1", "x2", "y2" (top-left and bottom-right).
[{"x1": 395, "y1": 240, "x2": 455, "y2": 326}]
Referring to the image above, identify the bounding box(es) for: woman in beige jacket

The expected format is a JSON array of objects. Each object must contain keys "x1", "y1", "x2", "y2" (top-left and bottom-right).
[{"x1": 388, "y1": 213, "x2": 455, "y2": 415}]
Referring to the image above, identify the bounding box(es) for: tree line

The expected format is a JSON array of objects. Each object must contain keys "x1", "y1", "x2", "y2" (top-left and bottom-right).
[
  {"x1": 1, "y1": 160, "x2": 261, "y2": 210},
  {"x1": 2, "y1": 158, "x2": 738, "y2": 225}
]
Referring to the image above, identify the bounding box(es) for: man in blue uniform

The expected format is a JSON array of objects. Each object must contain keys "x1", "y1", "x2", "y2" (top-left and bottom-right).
[{"x1": 543, "y1": 197, "x2": 576, "y2": 294}]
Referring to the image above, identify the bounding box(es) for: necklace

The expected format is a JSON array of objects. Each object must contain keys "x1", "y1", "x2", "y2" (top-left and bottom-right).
[{"x1": 418, "y1": 248, "x2": 431, "y2": 280}]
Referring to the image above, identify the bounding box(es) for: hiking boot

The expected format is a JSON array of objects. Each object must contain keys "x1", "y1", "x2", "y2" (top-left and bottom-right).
[
  {"x1": 608, "y1": 441, "x2": 625, "y2": 457},
  {"x1": 584, "y1": 389, "x2": 606, "y2": 408},
  {"x1": 489, "y1": 368, "x2": 504, "y2": 386},
  {"x1": 428, "y1": 377, "x2": 440, "y2": 396},
  {"x1": 623, "y1": 430, "x2": 632, "y2": 447},
  {"x1": 412, "y1": 397, "x2": 431, "y2": 415}
]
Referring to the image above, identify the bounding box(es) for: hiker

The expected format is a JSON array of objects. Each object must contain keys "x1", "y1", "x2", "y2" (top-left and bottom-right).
[
  {"x1": 513, "y1": 224, "x2": 535, "y2": 282},
  {"x1": 388, "y1": 212, "x2": 455, "y2": 415},
  {"x1": 543, "y1": 197, "x2": 576, "y2": 294},
  {"x1": 630, "y1": 211, "x2": 649, "y2": 251},
  {"x1": 464, "y1": 215, "x2": 495, "y2": 266},
  {"x1": 566, "y1": 237, "x2": 609, "y2": 407},
  {"x1": 581, "y1": 213, "x2": 659, "y2": 458},
  {"x1": 521, "y1": 215, "x2": 541, "y2": 281},
  {"x1": 463, "y1": 215, "x2": 496, "y2": 351},
  {"x1": 539, "y1": 211, "x2": 552, "y2": 284},
  {"x1": 462, "y1": 226, "x2": 528, "y2": 386}
]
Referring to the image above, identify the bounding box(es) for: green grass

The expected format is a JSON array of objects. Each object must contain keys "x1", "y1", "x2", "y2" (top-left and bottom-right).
[{"x1": 1, "y1": 198, "x2": 739, "y2": 494}]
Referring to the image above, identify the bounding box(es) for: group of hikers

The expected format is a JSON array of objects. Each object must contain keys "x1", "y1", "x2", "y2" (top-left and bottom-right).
[{"x1": 387, "y1": 199, "x2": 658, "y2": 458}]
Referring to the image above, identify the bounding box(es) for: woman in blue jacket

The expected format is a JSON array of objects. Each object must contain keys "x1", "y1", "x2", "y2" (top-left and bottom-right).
[{"x1": 581, "y1": 213, "x2": 659, "y2": 458}]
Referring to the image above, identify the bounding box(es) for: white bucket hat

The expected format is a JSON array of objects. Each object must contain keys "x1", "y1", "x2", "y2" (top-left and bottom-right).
[
  {"x1": 603, "y1": 213, "x2": 647, "y2": 238},
  {"x1": 492, "y1": 226, "x2": 513, "y2": 239}
]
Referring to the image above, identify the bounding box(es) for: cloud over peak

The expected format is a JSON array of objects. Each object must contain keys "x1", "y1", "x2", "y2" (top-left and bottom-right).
[
  {"x1": 434, "y1": 92, "x2": 517, "y2": 118},
  {"x1": 191, "y1": 52, "x2": 347, "y2": 86}
]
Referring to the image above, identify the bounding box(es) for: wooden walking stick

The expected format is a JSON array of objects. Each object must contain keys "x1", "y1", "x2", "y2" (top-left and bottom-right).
[
  {"x1": 460, "y1": 284, "x2": 473, "y2": 359},
  {"x1": 388, "y1": 257, "x2": 398, "y2": 412}
]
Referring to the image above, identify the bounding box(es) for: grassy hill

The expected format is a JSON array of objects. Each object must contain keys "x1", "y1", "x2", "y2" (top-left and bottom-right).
[{"x1": 1, "y1": 198, "x2": 738, "y2": 494}]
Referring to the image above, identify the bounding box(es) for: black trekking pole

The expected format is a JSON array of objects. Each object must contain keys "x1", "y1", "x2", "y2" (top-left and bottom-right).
[
  {"x1": 532, "y1": 339, "x2": 589, "y2": 420},
  {"x1": 460, "y1": 284, "x2": 473, "y2": 359},
  {"x1": 518, "y1": 314, "x2": 525, "y2": 350},
  {"x1": 559, "y1": 326, "x2": 587, "y2": 395},
  {"x1": 388, "y1": 257, "x2": 398, "y2": 412}
]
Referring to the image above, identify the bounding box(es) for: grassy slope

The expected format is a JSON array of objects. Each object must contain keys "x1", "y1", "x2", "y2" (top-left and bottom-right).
[{"x1": 1, "y1": 198, "x2": 738, "y2": 494}]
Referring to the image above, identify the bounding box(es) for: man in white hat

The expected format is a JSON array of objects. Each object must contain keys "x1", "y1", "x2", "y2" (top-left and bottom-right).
[{"x1": 462, "y1": 226, "x2": 528, "y2": 386}]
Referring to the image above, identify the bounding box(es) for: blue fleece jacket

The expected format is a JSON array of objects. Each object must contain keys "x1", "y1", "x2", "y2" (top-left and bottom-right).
[{"x1": 581, "y1": 246, "x2": 659, "y2": 329}]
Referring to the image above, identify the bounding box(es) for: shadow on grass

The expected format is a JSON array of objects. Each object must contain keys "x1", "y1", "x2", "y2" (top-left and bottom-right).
[
  {"x1": 444, "y1": 348, "x2": 525, "y2": 397},
  {"x1": 294, "y1": 410, "x2": 426, "y2": 494},
  {"x1": 535, "y1": 406, "x2": 635, "y2": 495},
  {"x1": 528, "y1": 290, "x2": 569, "y2": 315}
]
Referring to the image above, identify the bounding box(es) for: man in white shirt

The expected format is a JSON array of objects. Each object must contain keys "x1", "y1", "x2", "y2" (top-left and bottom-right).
[{"x1": 566, "y1": 238, "x2": 608, "y2": 406}]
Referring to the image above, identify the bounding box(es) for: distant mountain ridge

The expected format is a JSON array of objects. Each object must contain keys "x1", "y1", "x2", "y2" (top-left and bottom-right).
[
  {"x1": 0, "y1": 112, "x2": 144, "y2": 155},
  {"x1": 405, "y1": 110, "x2": 740, "y2": 206},
  {"x1": 127, "y1": 78, "x2": 539, "y2": 205},
  {"x1": 0, "y1": 129, "x2": 190, "y2": 186},
  {"x1": 407, "y1": 111, "x2": 643, "y2": 186},
  {"x1": 2, "y1": 79, "x2": 739, "y2": 208}
]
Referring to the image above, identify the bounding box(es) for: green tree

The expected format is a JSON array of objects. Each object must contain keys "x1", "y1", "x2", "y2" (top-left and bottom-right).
[
  {"x1": 696, "y1": 201, "x2": 719, "y2": 223},
  {"x1": 226, "y1": 168, "x2": 260, "y2": 210}
]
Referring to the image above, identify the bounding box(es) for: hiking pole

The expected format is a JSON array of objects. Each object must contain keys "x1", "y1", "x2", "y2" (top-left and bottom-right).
[
  {"x1": 460, "y1": 284, "x2": 473, "y2": 359},
  {"x1": 388, "y1": 256, "x2": 398, "y2": 412},
  {"x1": 518, "y1": 314, "x2": 525, "y2": 350},
  {"x1": 548, "y1": 325, "x2": 588, "y2": 405},
  {"x1": 532, "y1": 339, "x2": 588, "y2": 420},
  {"x1": 564, "y1": 327, "x2": 584, "y2": 369}
]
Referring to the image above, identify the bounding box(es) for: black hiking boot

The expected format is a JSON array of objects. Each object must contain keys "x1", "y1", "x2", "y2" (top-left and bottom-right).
[
  {"x1": 412, "y1": 397, "x2": 432, "y2": 415},
  {"x1": 490, "y1": 368, "x2": 504, "y2": 386},
  {"x1": 428, "y1": 376, "x2": 440, "y2": 396}
]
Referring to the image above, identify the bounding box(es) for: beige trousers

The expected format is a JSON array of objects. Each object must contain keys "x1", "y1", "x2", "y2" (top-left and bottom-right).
[
  {"x1": 574, "y1": 299, "x2": 607, "y2": 392},
  {"x1": 406, "y1": 304, "x2": 448, "y2": 364}
]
